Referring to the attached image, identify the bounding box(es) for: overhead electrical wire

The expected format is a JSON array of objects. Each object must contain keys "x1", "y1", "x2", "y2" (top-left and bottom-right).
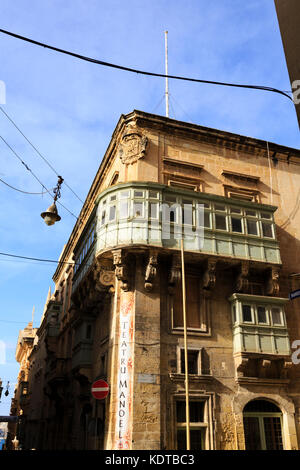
[
  {"x1": 0, "y1": 176, "x2": 50, "y2": 195},
  {"x1": 0, "y1": 251, "x2": 84, "y2": 267},
  {"x1": 0, "y1": 28, "x2": 293, "y2": 102},
  {"x1": 0, "y1": 134, "x2": 78, "y2": 219},
  {"x1": 0, "y1": 105, "x2": 84, "y2": 204}
]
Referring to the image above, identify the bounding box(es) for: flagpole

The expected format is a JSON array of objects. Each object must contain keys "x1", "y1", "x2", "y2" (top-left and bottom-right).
[{"x1": 181, "y1": 238, "x2": 190, "y2": 450}]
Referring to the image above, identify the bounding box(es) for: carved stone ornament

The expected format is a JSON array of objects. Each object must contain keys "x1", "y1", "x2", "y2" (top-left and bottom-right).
[
  {"x1": 235, "y1": 261, "x2": 249, "y2": 293},
  {"x1": 112, "y1": 249, "x2": 129, "y2": 291},
  {"x1": 168, "y1": 254, "x2": 181, "y2": 295},
  {"x1": 203, "y1": 258, "x2": 216, "y2": 290},
  {"x1": 118, "y1": 125, "x2": 148, "y2": 165},
  {"x1": 93, "y1": 258, "x2": 115, "y2": 293},
  {"x1": 266, "y1": 266, "x2": 280, "y2": 296},
  {"x1": 145, "y1": 251, "x2": 158, "y2": 292},
  {"x1": 236, "y1": 357, "x2": 249, "y2": 378}
]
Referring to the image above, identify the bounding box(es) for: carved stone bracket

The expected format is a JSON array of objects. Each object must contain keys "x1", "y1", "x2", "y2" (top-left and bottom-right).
[
  {"x1": 168, "y1": 254, "x2": 181, "y2": 295},
  {"x1": 266, "y1": 266, "x2": 280, "y2": 296},
  {"x1": 260, "y1": 359, "x2": 272, "y2": 378},
  {"x1": 112, "y1": 249, "x2": 130, "y2": 291},
  {"x1": 94, "y1": 258, "x2": 115, "y2": 293},
  {"x1": 236, "y1": 357, "x2": 249, "y2": 378},
  {"x1": 280, "y1": 360, "x2": 293, "y2": 379},
  {"x1": 118, "y1": 123, "x2": 148, "y2": 165},
  {"x1": 145, "y1": 250, "x2": 158, "y2": 292},
  {"x1": 203, "y1": 258, "x2": 216, "y2": 290},
  {"x1": 235, "y1": 261, "x2": 249, "y2": 293}
]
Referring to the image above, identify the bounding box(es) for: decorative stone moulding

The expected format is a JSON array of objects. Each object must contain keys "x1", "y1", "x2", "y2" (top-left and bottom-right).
[
  {"x1": 118, "y1": 124, "x2": 148, "y2": 165},
  {"x1": 144, "y1": 250, "x2": 158, "y2": 292}
]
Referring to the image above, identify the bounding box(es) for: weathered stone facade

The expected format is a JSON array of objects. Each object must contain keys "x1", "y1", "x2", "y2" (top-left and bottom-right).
[{"x1": 10, "y1": 110, "x2": 300, "y2": 450}]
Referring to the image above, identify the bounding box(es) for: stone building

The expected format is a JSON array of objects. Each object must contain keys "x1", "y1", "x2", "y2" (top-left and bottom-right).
[{"x1": 11, "y1": 110, "x2": 300, "y2": 450}]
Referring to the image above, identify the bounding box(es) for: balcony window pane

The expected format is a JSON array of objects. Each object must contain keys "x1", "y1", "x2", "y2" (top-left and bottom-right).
[
  {"x1": 247, "y1": 219, "x2": 258, "y2": 235},
  {"x1": 150, "y1": 202, "x2": 158, "y2": 219},
  {"x1": 230, "y1": 207, "x2": 242, "y2": 214},
  {"x1": 204, "y1": 212, "x2": 211, "y2": 228},
  {"x1": 183, "y1": 203, "x2": 193, "y2": 225},
  {"x1": 120, "y1": 191, "x2": 129, "y2": 199},
  {"x1": 271, "y1": 308, "x2": 282, "y2": 325},
  {"x1": 110, "y1": 195, "x2": 117, "y2": 202},
  {"x1": 165, "y1": 194, "x2": 177, "y2": 203},
  {"x1": 242, "y1": 305, "x2": 252, "y2": 322},
  {"x1": 101, "y1": 210, "x2": 106, "y2": 225},
  {"x1": 233, "y1": 305, "x2": 237, "y2": 323},
  {"x1": 231, "y1": 217, "x2": 243, "y2": 233},
  {"x1": 109, "y1": 206, "x2": 116, "y2": 221},
  {"x1": 262, "y1": 222, "x2": 274, "y2": 238},
  {"x1": 246, "y1": 209, "x2": 256, "y2": 217},
  {"x1": 261, "y1": 212, "x2": 272, "y2": 219},
  {"x1": 133, "y1": 202, "x2": 143, "y2": 218},
  {"x1": 134, "y1": 190, "x2": 144, "y2": 198},
  {"x1": 257, "y1": 306, "x2": 267, "y2": 324},
  {"x1": 119, "y1": 201, "x2": 128, "y2": 219},
  {"x1": 149, "y1": 190, "x2": 159, "y2": 199},
  {"x1": 215, "y1": 203, "x2": 226, "y2": 211},
  {"x1": 215, "y1": 214, "x2": 227, "y2": 230}
]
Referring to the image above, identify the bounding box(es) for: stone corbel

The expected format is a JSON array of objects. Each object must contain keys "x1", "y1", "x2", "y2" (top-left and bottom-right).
[
  {"x1": 203, "y1": 258, "x2": 216, "y2": 290},
  {"x1": 94, "y1": 259, "x2": 115, "y2": 293},
  {"x1": 280, "y1": 360, "x2": 293, "y2": 379},
  {"x1": 235, "y1": 261, "x2": 249, "y2": 293},
  {"x1": 236, "y1": 357, "x2": 249, "y2": 378},
  {"x1": 260, "y1": 359, "x2": 272, "y2": 378},
  {"x1": 112, "y1": 249, "x2": 129, "y2": 291},
  {"x1": 145, "y1": 250, "x2": 158, "y2": 292},
  {"x1": 168, "y1": 253, "x2": 181, "y2": 294},
  {"x1": 266, "y1": 266, "x2": 280, "y2": 296}
]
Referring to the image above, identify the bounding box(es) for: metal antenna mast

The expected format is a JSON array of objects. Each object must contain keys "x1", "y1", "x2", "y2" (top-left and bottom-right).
[{"x1": 165, "y1": 31, "x2": 169, "y2": 118}]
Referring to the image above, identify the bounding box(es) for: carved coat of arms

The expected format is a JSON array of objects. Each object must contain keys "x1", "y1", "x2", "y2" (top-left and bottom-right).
[{"x1": 118, "y1": 127, "x2": 148, "y2": 165}]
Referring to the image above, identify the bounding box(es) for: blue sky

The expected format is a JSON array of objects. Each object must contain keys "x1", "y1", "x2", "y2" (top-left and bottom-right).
[{"x1": 0, "y1": 0, "x2": 299, "y2": 415}]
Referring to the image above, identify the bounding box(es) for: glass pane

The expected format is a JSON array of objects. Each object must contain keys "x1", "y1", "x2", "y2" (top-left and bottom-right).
[
  {"x1": 165, "y1": 194, "x2": 177, "y2": 203},
  {"x1": 215, "y1": 214, "x2": 227, "y2": 230},
  {"x1": 109, "y1": 206, "x2": 116, "y2": 221},
  {"x1": 262, "y1": 222, "x2": 273, "y2": 238},
  {"x1": 150, "y1": 203, "x2": 158, "y2": 219},
  {"x1": 215, "y1": 203, "x2": 226, "y2": 211},
  {"x1": 230, "y1": 207, "x2": 242, "y2": 214},
  {"x1": 101, "y1": 210, "x2": 106, "y2": 225},
  {"x1": 134, "y1": 190, "x2": 144, "y2": 198},
  {"x1": 246, "y1": 209, "x2": 256, "y2": 217},
  {"x1": 257, "y1": 306, "x2": 267, "y2": 324},
  {"x1": 183, "y1": 204, "x2": 193, "y2": 225},
  {"x1": 244, "y1": 417, "x2": 262, "y2": 450},
  {"x1": 177, "y1": 429, "x2": 204, "y2": 450},
  {"x1": 149, "y1": 190, "x2": 158, "y2": 199},
  {"x1": 261, "y1": 212, "x2": 272, "y2": 219},
  {"x1": 204, "y1": 212, "x2": 211, "y2": 228},
  {"x1": 133, "y1": 202, "x2": 143, "y2": 218},
  {"x1": 247, "y1": 219, "x2": 258, "y2": 235},
  {"x1": 271, "y1": 308, "x2": 282, "y2": 325},
  {"x1": 181, "y1": 350, "x2": 198, "y2": 374},
  {"x1": 119, "y1": 201, "x2": 128, "y2": 219},
  {"x1": 110, "y1": 195, "x2": 117, "y2": 201},
  {"x1": 231, "y1": 217, "x2": 243, "y2": 233},
  {"x1": 177, "y1": 401, "x2": 204, "y2": 423},
  {"x1": 233, "y1": 305, "x2": 237, "y2": 323},
  {"x1": 242, "y1": 305, "x2": 252, "y2": 322},
  {"x1": 120, "y1": 191, "x2": 129, "y2": 199},
  {"x1": 264, "y1": 417, "x2": 283, "y2": 450}
]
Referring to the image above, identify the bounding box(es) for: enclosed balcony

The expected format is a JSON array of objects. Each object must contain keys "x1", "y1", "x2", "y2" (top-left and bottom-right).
[
  {"x1": 229, "y1": 293, "x2": 291, "y2": 383},
  {"x1": 72, "y1": 182, "x2": 281, "y2": 291}
]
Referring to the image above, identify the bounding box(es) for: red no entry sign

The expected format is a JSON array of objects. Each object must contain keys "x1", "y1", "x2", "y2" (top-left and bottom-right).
[{"x1": 91, "y1": 379, "x2": 109, "y2": 400}]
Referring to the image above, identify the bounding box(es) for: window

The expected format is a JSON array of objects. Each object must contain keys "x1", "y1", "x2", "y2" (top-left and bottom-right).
[
  {"x1": 215, "y1": 214, "x2": 227, "y2": 230},
  {"x1": 271, "y1": 307, "x2": 282, "y2": 325},
  {"x1": 243, "y1": 400, "x2": 283, "y2": 450},
  {"x1": 176, "y1": 401, "x2": 206, "y2": 450},
  {"x1": 231, "y1": 217, "x2": 243, "y2": 233},
  {"x1": 180, "y1": 349, "x2": 199, "y2": 374},
  {"x1": 262, "y1": 222, "x2": 274, "y2": 238},
  {"x1": 257, "y1": 306, "x2": 267, "y2": 324},
  {"x1": 133, "y1": 201, "x2": 144, "y2": 218},
  {"x1": 242, "y1": 305, "x2": 252, "y2": 323},
  {"x1": 109, "y1": 205, "x2": 116, "y2": 221},
  {"x1": 172, "y1": 276, "x2": 202, "y2": 330}
]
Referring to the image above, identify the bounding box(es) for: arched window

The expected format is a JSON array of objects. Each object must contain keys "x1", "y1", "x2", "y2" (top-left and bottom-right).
[{"x1": 243, "y1": 399, "x2": 283, "y2": 450}]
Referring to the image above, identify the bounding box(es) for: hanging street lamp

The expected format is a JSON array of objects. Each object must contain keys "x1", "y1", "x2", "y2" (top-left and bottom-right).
[{"x1": 41, "y1": 176, "x2": 64, "y2": 226}]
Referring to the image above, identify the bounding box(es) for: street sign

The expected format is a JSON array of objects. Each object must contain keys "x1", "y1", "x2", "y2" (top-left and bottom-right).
[
  {"x1": 91, "y1": 379, "x2": 109, "y2": 400},
  {"x1": 289, "y1": 289, "x2": 300, "y2": 300}
]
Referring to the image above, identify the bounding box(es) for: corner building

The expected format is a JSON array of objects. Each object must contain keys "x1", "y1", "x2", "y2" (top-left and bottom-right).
[{"x1": 18, "y1": 111, "x2": 300, "y2": 450}]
